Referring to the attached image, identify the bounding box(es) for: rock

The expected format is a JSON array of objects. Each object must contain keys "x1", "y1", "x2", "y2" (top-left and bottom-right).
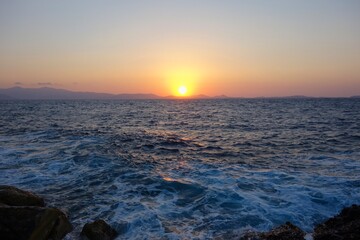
[
  {"x1": 0, "y1": 206, "x2": 73, "y2": 240},
  {"x1": 260, "y1": 222, "x2": 305, "y2": 240},
  {"x1": 313, "y1": 204, "x2": 360, "y2": 240},
  {"x1": 0, "y1": 185, "x2": 45, "y2": 207},
  {"x1": 239, "y1": 231, "x2": 261, "y2": 240},
  {"x1": 81, "y1": 219, "x2": 117, "y2": 240},
  {"x1": 261, "y1": 222, "x2": 305, "y2": 240},
  {"x1": 239, "y1": 222, "x2": 305, "y2": 240}
]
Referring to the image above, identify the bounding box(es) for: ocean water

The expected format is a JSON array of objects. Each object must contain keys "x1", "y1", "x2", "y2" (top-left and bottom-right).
[{"x1": 0, "y1": 99, "x2": 359, "y2": 239}]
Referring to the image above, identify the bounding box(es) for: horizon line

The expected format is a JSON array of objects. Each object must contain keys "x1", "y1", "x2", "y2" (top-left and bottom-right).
[{"x1": 0, "y1": 86, "x2": 359, "y2": 99}]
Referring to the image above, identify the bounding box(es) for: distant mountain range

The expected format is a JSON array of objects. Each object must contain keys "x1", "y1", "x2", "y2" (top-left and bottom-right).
[
  {"x1": 0, "y1": 87, "x2": 229, "y2": 100},
  {"x1": 0, "y1": 87, "x2": 358, "y2": 100}
]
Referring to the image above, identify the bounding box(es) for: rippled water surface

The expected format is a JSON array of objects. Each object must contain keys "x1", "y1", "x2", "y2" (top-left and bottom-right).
[{"x1": 1, "y1": 99, "x2": 360, "y2": 239}]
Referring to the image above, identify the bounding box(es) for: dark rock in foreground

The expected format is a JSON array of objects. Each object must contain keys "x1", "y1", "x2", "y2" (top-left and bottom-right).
[
  {"x1": 241, "y1": 204, "x2": 360, "y2": 240},
  {"x1": 0, "y1": 185, "x2": 45, "y2": 207},
  {"x1": 261, "y1": 222, "x2": 305, "y2": 240},
  {"x1": 240, "y1": 222, "x2": 305, "y2": 240},
  {"x1": 0, "y1": 186, "x2": 72, "y2": 240},
  {"x1": 0, "y1": 206, "x2": 73, "y2": 240},
  {"x1": 81, "y1": 219, "x2": 117, "y2": 240},
  {"x1": 313, "y1": 204, "x2": 360, "y2": 240}
]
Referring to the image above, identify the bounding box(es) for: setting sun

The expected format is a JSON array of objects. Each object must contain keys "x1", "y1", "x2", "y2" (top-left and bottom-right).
[
  {"x1": 165, "y1": 68, "x2": 200, "y2": 96},
  {"x1": 178, "y1": 86, "x2": 187, "y2": 96}
]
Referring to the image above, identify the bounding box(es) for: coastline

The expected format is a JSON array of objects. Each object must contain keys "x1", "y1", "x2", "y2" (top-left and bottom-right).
[{"x1": 1, "y1": 185, "x2": 359, "y2": 239}]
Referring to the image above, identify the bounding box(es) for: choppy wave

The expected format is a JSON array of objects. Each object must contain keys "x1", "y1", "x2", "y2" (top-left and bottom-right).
[{"x1": 0, "y1": 99, "x2": 360, "y2": 239}]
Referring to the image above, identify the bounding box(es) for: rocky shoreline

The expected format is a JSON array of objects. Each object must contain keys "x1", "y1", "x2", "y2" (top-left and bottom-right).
[
  {"x1": 0, "y1": 186, "x2": 117, "y2": 240},
  {"x1": 0, "y1": 185, "x2": 359, "y2": 240}
]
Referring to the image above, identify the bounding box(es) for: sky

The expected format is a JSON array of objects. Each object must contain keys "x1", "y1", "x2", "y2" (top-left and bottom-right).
[{"x1": 0, "y1": 0, "x2": 359, "y2": 97}]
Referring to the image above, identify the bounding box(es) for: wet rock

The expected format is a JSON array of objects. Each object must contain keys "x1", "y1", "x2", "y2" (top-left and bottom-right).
[
  {"x1": 0, "y1": 206, "x2": 73, "y2": 240},
  {"x1": 239, "y1": 231, "x2": 261, "y2": 240},
  {"x1": 81, "y1": 219, "x2": 117, "y2": 240},
  {"x1": 313, "y1": 204, "x2": 360, "y2": 240},
  {"x1": 260, "y1": 222, "x2": 305, "y2": 240},
  {"x1": 239, "y1": 222, "x2": 305, "y2": 240},
  {"x1": 0, "y1": 185, "x2": 45, "y2": 207}
]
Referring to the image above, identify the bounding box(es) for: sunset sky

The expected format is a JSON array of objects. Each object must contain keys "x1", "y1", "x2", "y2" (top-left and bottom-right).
[{"x1": 0, "y1": 0, "x2": 359, "y2": 97}]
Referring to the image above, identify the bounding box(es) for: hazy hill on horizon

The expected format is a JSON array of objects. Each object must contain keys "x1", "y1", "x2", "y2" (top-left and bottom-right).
[
  {"x1": 0, "y1": 87, "x2": 358, "y2": 100},
  {"x1": 0, "y1": 87, "x2": 229, "y2": 100},
  {"x1": 0, "y1": 87, "x2": 163, "y2": 100}
]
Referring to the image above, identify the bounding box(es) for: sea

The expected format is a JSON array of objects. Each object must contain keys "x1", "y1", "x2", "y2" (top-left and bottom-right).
[{"x1": 0, "y1": 98, "x2": 359, "y2": 239}]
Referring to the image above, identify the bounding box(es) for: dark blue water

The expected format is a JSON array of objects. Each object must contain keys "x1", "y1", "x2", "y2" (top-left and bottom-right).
[{"x1": 0, "y1": 99, "x2": 359, "y2": 239}]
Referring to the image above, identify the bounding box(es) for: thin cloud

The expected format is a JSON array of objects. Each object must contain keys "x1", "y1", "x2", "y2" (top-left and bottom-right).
[{"x1": 14, "y1": 82, "x2": 23, "y2": 85}]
